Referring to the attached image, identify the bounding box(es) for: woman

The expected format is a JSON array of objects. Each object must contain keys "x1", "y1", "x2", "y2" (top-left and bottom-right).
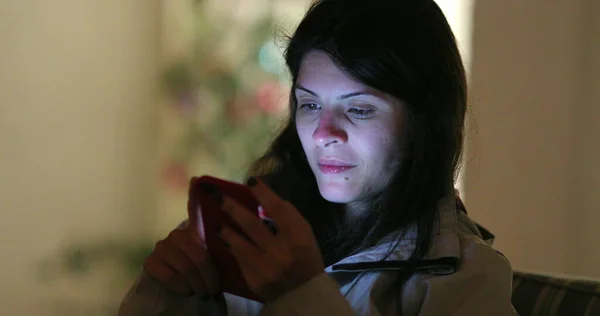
[{"x1": 119, "y1": 0, "x2": 516, "y2": 314}]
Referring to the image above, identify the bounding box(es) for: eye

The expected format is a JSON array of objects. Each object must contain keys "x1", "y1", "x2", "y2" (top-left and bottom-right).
[
  {"x1": 298, "y1": 103, "x2": 321, "y2": 112},
  {"x1": 347, "y1": 107, "x2": 375, "y2": 119}
]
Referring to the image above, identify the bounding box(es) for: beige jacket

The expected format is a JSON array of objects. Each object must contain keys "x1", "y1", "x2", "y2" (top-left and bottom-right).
[{"x1": 118, "y1": 195, "x2": 517, "y2": 315}]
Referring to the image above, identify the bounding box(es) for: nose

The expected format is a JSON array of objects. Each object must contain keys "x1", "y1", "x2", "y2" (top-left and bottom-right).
[{"x1": 312, "y1": 111, "x2": 348, "y2": 147}]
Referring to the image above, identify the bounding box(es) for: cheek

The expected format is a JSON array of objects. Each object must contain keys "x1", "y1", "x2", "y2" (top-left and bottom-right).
[
  {"x1": 296, "y1": 124, "x2": 309, "y2": 143},
  {"x1": 361, "y1": 127, "x2": 392, "y2": 153},
  {"x1": 360, "y1": 128, "x2": 401, "y2": 168},
  {"x1": 296, "y1": 124, "x2": 314, "y2": 154}
]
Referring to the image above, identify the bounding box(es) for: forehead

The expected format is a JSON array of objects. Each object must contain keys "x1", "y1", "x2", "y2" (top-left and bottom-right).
[
  {"x1": 297, "y1": 51, "x2": 364, "y2": 88},
  {"x1": 298, "y1": 51, "x2": 337, "y2": 72},
  {"x1": 296, "y1": 51, "x2": 397, "y2": 104}
]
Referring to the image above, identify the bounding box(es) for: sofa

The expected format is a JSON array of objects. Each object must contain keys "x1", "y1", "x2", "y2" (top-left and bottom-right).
[{"x1": 512, "y1": 270, "x2": 600, "y2": 316}]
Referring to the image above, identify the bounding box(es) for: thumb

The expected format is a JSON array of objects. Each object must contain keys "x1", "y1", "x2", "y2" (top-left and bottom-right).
[{"x1": 246, "y1": 177, "x2": 302, "y2": 229}]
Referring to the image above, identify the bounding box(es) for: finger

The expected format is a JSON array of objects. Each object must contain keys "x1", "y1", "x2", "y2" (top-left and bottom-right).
[
  {"x1": 219, "y1": 224, "x2": 264, "y2": 259},
  {"x1": 220, "y1": 194, "x2": 276, "y2": 249},
  {"x1": 181, "y1": 219, "x2": 207, "y2": 248},
  {"x1": 171, "y1": 230, "x2": 220, "y2": 294},
  {"x1": 246, "y1": 177, "x2": 301, "y2": 228},
  {"x1": 144, "y1": 253, "x2": 191, "y2": 295},
  {"x1": 232, "y1": 250, "x2": 282, "y2": 302},
  {"x1": 219, "y1": 224, "x2": 277, "y2": 284},
  {"x1": 159, "y1": 237, "x2": 208, "y2": 296},
  {"x1": 234, "y1": 259, "x2": 270, "y2": 299}
]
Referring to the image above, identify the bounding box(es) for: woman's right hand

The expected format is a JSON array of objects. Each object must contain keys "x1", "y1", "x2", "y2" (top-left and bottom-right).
[{"x1": 143, "y1": 204, "x2": 219, "y2": 297}]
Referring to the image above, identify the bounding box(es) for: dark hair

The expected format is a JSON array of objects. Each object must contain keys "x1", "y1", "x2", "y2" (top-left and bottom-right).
[{"x1": 248, "y1": 0, "x2": 467, "y2": 265}]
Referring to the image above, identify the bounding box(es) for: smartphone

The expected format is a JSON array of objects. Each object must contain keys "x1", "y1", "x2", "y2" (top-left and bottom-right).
[{"x1": 188, "y1": 175, "x2": 264, "y2": 302}]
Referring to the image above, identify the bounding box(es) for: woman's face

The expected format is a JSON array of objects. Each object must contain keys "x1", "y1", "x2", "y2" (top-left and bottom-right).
[{"x1": 295, "y1": 51, "x2": 407, "y2": 204}]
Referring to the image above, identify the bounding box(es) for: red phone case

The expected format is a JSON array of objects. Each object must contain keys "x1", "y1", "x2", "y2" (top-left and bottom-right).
[{"x1": 188, "y1": 175, "x2": 263, "y2": 302}]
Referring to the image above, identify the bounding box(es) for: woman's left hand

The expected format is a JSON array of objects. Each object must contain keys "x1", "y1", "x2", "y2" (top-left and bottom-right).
[{"x1": 217, "y1": 177, "x2": 325, "y2": 303}]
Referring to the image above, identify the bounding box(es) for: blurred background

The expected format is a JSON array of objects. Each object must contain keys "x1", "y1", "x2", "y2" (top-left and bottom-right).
[{"x1": 0, "y1": 0, "x2": 598, "y2": 314}]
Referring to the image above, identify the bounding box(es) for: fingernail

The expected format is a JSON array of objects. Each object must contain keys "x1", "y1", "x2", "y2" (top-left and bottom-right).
[{"x1": 246, "y1": 176, "x2": 257, "y2": 187}]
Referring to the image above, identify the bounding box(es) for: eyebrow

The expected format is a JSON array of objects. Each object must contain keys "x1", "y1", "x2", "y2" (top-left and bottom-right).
[{"x1": 295, "y1": 85, "x2": 381, "y2": 100}]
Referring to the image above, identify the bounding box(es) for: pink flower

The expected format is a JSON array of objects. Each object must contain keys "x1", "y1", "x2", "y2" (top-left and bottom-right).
[
  {"x1": 256, "y1": 82, "x2": 287, "y2": 114},
  {"x1": 163, "y1": 162, "x2": 190, "y2": 190},
  {"x1": 176, "y1": 91, "x2": 198, "y2": 116}
]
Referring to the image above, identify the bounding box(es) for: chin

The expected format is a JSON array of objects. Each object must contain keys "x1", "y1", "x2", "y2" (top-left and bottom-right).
[{"x1": 317, "y1": 182, "x2": 356, "y2": 203}]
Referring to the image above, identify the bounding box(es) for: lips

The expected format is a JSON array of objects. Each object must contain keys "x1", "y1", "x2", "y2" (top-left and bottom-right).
[{"x1": 318, "y1": 158, "x2": 356, "y2": 174}]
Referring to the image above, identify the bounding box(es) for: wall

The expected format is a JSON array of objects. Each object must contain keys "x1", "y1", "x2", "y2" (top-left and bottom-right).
[
  {"x1": 465, "y1": 0, "x2": 600, "y2": 278},
  {"x1": 1, "y1": 2, "x2": 598, "y2": 315},
  {"x1": 0, "y1": 1, "x2": 160, "y2": 314}
]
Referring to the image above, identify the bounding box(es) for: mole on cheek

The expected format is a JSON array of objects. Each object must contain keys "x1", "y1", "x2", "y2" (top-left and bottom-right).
[{"x1": 344, "y1": 177, "x2": 349, "y2": 181}]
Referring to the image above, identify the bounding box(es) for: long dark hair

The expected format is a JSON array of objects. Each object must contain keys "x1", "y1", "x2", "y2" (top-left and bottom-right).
[{"x1": 248, "y1": 0, "x2": 467, "y2": 265}]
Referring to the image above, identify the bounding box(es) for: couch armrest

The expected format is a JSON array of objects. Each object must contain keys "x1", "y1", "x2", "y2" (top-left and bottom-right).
[{"x1": 512, "y1": 270, "x2": 600, "y2": 316}]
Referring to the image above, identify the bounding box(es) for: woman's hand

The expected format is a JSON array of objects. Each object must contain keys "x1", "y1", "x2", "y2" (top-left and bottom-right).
[
  {"x1": 143, "y1": 199, "x2": 219, "y2": 297},
  {"x1": 216, "y1": 177, "x2": 325, "y2": 303}
]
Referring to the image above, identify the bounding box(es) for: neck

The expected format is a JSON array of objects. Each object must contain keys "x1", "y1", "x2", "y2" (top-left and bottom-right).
[
  {"x1": 344, "y1": 200, "x2": 369, "y2": 220},
  {"x1": 347, "y1": 186, "x2": 389, "y2": 212},
  {"x1": 343, "y1": 193, "x2": 384, "y2": 227}
]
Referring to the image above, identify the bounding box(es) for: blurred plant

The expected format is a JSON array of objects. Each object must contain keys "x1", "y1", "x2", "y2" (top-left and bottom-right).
[
  {"x1": 161, "y1": 0, "x2": 291, "y2": 188},
  {"x1": 40, "y1": 239, "x2": 155, "y2": 283},
  {"x1": 43, "y1": 0, "x2": 295, "y2": 313}
]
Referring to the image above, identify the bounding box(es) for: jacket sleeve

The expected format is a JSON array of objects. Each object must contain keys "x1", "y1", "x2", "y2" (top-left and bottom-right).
[
  {"x1": 262, "y1": 242, "x2": 516, "y2": 316},
  {"x1": 117, "y1": 269, "x2": 227, "y2": 316},
  {"x1": 259, "y1": 272, "x2": 356, "y2": 316},
  {"x1": 401, "y1": 242, "x2": 517, "y2": 316}
]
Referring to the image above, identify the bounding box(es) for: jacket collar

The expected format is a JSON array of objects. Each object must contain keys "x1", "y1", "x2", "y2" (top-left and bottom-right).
[{"x1": 325, "y1": 194, "x2": 492, "y2": 275}]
